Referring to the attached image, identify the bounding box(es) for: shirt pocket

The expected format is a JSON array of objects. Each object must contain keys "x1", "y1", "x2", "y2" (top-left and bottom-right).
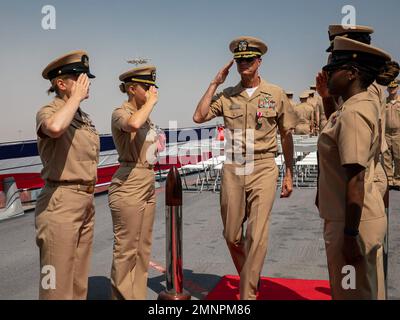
[
  {"x1": 224, "y1": 110, "x2": 244, "y2": 130},
  {"x1": 258, "y1": 108, "x2": 277, "y2": 130}
]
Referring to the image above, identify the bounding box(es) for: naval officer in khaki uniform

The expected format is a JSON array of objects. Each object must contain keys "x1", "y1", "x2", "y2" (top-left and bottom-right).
[
  {"x1": 285, "y1": 91, "x2": 296, "y2": 109},
  {"x1": 309, "y1": 85, "x2": 326, "y2": 134},
  {"x1": 294, "y1": 93, "x2": 314, "y2": 135},
  {"x1": 193, "y1": 36, "x2": 297, "y2": 300},
  {"x1": 318, "y1": 37, "x2": 397, "y2": 300},
  {"x1": 384, "y1": 80, "x2": 400, "y2": 190},
  {"x1": 35, "y1": 51, "x2": 99, "y2": 299},
  {"x1": 316, "y1": 24, "x2": 399, "y2": 198},
  {"x1": 108, "y1": 66, "x2": 159, "y2": 300}
]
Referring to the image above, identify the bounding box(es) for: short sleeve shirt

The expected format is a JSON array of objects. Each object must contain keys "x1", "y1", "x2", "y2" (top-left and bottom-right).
[
  {"x1": 317, "y1": 91, "x2": 384, "y2": 221},
  {"x1": 111, "y1": 101, "x2": 158, "y2": 167},
  {"x1": 295, "y1": 103, "x2": 314, "y2": 125},
  {"x1": 36, "y1": 97, "x2": 100, "y2": 184},
  {"x1": 385, "y1": 97, "x2": 400, "y2": 131},
  {"x1": 207, "y1": 78, "x2": 297, "y2": 155}
]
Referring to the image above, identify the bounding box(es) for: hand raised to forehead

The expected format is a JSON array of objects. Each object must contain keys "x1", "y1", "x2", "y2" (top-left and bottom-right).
[
  {"x1": 145, "y1": 85, "x2": 158, "y2": 105},
  {"x1": 212, "y1": 60, "x2": 234, "y2": 86},
  {"x1": 71, "y1": 73, "x2": 90, "y2": 102},
  {"x1": 316, "y1": 71, "x2": 330, "y2": 98}
]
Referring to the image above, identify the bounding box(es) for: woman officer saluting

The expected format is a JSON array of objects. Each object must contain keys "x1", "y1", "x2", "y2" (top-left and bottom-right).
[
  {"x1": 317, "y1": 37, "x2": 399, "y2": 300},
  {"x1": 36, "y1": 51, "x2": 99, "y2": 299},
  {"x1": 108, "y1": 66, "x2": 159, "y2": 300}
]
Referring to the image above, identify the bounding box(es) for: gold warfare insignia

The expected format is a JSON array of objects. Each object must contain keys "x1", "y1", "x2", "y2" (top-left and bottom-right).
[
  {"x1": 151, "y1": 70, "x2": 156, "y2": 81},
  {"x1": 238, "y1": 40, "x2": 248, "y2": 52},
  {"x1": 82, "y1": 55, "x2": 89, "y2": 68},
  {"x1": 258, "y1": 94, "x2": 276, "y2": 109}
]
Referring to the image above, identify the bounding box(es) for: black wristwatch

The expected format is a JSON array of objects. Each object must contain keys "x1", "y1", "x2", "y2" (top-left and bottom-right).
[{"x1": 344, "y1": 227, "x2": 359, "y2": 237}]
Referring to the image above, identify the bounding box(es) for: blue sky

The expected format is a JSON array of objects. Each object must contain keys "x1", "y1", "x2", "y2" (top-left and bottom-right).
[{"x1": 0, "y1": 0, "x2": 399, "y2": 142}]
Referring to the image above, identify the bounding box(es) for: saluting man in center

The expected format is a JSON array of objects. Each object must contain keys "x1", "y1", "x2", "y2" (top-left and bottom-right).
[{"x1": 193, "y1": 36, "x2": 297, "y2": 299}]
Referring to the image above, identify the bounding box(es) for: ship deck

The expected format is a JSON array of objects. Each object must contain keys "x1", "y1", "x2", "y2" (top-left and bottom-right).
[{"x1": 1, "y1": 185, "x2": 399, "y2": 300}]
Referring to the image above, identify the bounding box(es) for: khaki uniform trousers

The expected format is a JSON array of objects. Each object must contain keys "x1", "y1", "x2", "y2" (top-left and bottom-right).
[
  {"x1": 35, "y1": 185, "x2": 95, "y2": 300},
  {"x1": 108, "y1": 166, "x2": 156, "y2": 300},
  {"x1": 323, "y1": 217, "x2": 387, "y2": 300},
  {"x1": 383, "y1": 130, "x2": 400, "y2": 187},
  {"x1": 220, "y1": 157, "x2": 278, "y2": 300}
]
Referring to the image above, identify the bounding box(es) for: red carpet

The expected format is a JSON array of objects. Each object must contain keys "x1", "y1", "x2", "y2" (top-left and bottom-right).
[{"x1": 206, "y1": 275, "x2": 331, "y2": 300}]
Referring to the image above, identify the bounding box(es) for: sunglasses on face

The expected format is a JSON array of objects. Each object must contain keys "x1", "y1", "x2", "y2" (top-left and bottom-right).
[
  {"x1": 325, "y1": 65, "x2": 357, "y2": 77},
  {"x1": 235, "y1": 57, "x2": 257, "y2": 64},
  {"x1": 139, "y1": 83, "x2": 151, "y2": 91}
]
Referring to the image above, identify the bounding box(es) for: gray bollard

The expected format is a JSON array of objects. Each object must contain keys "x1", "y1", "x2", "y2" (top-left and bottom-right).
[{"x1": 0, "y1": 177, "x2": 24, "y2": 221}]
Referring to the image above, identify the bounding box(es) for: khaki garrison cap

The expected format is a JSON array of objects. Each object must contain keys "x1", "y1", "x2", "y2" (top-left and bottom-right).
[
  {"x1": 326, "y1": 24, "x2": 374, "y2": 52},
  {"x1": 229, "y1": 36, "x2": 268, "y2": 59},
  {"x1": 42, "y1": 50, "x2": 95, "y2": 80},
  {"x1": 119, "y1": 65, "x2": 158, "y2": 88}
]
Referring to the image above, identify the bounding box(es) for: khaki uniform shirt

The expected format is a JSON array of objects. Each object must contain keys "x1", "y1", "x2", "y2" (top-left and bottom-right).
[
  {"x1": 369, "y1": 82, "x2": 388, "y2": 153},
  {"x1": 207, "y1": 79, "x2": 297, "y2": 156},
  {"x1": 337, "y1": 82, "x2": 387, "y2": 153},
  {"x1": 111, "y1": 101, "x2": 158, "y2": 167},
  {"x1": 307, "y1": 96, "x2": 318, "y2": 113},
  {"x1": 288, "y1": 99, "x2": 296, "y2": 109},
  {"x1": 36, "y1": 97, "x2": 100, "y2": 184},
  {"x1": 318, "y1": 91, "x2": 384, "y2": 221},
  {"x1": 295, "y1": 102, "x2": 314, "y2": 126},
  {"x1": 385, "y1": 96, "x2": 400, "y2": 131}
]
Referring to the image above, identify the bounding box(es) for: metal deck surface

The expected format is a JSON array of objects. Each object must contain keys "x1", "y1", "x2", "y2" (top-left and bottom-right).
[{"x1": 1, "y1": 187, "x2": 399, "y2": 300}]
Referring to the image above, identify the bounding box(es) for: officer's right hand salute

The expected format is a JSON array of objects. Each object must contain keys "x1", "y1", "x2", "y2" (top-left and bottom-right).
[
  {"x1": 193, "y1": 60, "x2": 233, "y2": 124},
  {"x1": 71, "y1": 73, "x2": 90, "y2": 101},
  {"x1": 316, "y1": 71, "x2": 329, "y2": 99},
  {"x1": 145, "y1": 86, "x2": 159, "y2": 105},
  {"x1": 211, "y1": 60, "x2": 234, "y2": 86}
]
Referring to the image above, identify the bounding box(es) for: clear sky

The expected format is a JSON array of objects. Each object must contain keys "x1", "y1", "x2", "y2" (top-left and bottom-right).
[{"x1": 0, "y1": 0, "x2": 399, "y2": 143}]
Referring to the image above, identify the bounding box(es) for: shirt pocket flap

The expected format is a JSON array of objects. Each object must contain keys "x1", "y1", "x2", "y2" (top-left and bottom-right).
[
  {"x1": 224, "y1": 110, "x2": 244, "y2": 119},
  {"x1": 260, "y1": 109, "x2": 277, "y2": 118}
]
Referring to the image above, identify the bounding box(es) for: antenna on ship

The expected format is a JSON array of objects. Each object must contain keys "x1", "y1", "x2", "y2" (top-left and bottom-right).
[{"x1": 127, "y1": 57, "x2": 151, "y2": 66}]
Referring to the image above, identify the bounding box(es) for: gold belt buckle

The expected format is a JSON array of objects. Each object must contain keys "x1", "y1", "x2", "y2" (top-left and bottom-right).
[
  {"x1": 87, "y1": 185, "x2": 95, "y2": 194},
  {"x1": 77, "y1": 184, "x2": 95, "y2": 194}
]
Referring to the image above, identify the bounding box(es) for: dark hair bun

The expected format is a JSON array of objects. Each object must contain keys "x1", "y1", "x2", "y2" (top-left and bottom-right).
[
  {"x1": 119, "y1": 83, "x2": 126, "y2": 93},
  {"x1": 47, "y1": 86, "x2": 56, "y2": 95}
]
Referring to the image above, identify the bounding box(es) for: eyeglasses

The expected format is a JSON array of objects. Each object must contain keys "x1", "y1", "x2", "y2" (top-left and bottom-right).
[{"x1": 235, "y1": 57, "x2": 257, "y2": 64}]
